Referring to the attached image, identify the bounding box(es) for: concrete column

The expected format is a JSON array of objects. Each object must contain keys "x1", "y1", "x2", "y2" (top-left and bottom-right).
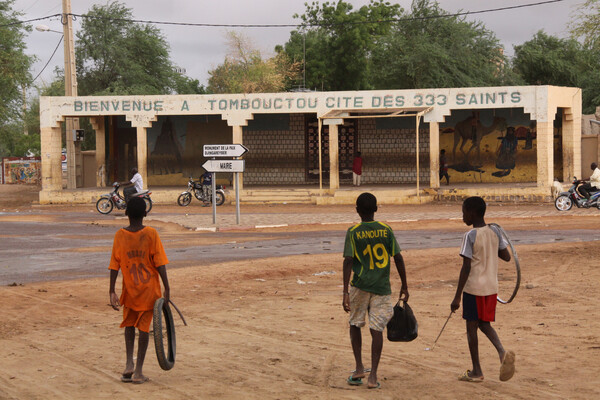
[
  {"x1": 136, "y1": 126, "x2": 147, "y2": 189},
  {"x1": 91, "y1": 117, "x2": 106, "y2": 187},
  {"x1": 562, "y1": 109, "x2": 578, "y2": 181},
  {"x1": 327, "y1": 123, "x2": 340, "y2": 190},
  {"x1": 40, "y1": 126, "x2": 63, "y2": 192},
  {"x1": 429, "y1": 121, "x2": 440, "y2": 189},
  {"x1": 536, "y1": 120, "x2": 555, "y2": 187},
  {"x1": 232, "y1": 125, "x2": 244, "y2": 192}
]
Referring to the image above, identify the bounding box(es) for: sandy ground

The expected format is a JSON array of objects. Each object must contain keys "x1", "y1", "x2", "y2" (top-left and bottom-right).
[{"x1": 1, "y1": 185, "x2": 599, "y2": 399}]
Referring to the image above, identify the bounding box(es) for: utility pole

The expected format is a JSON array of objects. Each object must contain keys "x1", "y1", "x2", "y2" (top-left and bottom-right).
[{"x1": 63, "y1": 0, "x2": 80, "y2": 188}]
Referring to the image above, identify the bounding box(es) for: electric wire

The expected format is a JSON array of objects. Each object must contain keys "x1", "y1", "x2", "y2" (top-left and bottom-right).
[
  {"x1": 1, "y1": 0, "x2": 567, "y2": 29},
  {"x1": 31, "y1": 35, "x2": 63, "y2": 83}
]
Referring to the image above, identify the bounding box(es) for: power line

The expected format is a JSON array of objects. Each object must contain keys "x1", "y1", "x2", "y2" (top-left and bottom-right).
[
  {"x1": 1, "y1": 0, "x2": 567, "y2": 29},
  {"x1": 31, "y1": 35, "x2": 63, "y2": 84}
]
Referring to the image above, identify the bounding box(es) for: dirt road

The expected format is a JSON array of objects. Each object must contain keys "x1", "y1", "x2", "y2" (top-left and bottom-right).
[{"x1": 0, "y1": 185, "x2": 599, "y2": 399}]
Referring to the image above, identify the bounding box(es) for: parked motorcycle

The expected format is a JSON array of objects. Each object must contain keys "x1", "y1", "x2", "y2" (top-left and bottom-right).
[
  {"x1": 96, "y1": 182, "x2": 153, "y2": 214},
  {"x1": 554, "y1": 177, "x2": 600, "y2": 211},
  {"x1": 177, "y1": 177, "x2": 225, "y2": 207}
]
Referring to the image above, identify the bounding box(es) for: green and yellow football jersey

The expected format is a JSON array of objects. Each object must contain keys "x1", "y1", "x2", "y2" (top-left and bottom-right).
[{"x1": 343, "y1": 221, "x2": 400, "y2": 295}]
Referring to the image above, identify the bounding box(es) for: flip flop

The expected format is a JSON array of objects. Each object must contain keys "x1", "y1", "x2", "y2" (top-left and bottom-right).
[
  {"x1": 500, "y1": 350, "x2": 516, "y2": 381},
  {"x1": 347, "y1": 376, "x2": 363, "y2": 386},
  {"x1": 132, "y1": 376, "x2": 150, "y2": 385},
  {"x1": 458, "y1": 370, "x2": 484, "y2": 382},
  {"x1": 120, "y1": 373, "x2": 132, "y2": 383},
  {"x1": 367, "y1": 382, "x2": 381, "y2": 389}
]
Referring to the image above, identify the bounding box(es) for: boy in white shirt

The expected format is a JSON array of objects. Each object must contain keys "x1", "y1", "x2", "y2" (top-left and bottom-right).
[{"x1": 450, "y1": 196, "x2": 516, "y2": 382}]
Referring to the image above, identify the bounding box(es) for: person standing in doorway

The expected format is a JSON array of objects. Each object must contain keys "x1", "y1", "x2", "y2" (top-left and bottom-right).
[
  {"x1": 440, "y1": 149, "x2": 450, "y2": 185},
  {"x1": 352, "y1": 151, "x2": 363, "y2": 187}
]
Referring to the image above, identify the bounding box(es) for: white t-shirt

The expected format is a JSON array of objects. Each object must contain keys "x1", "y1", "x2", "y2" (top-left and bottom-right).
[
  {"x1": 590, "y1": 168, "x2": 600, "y2": 188},
  {"x1": 460, "y1": 225, "x2": 507, "y2": 296},
  {"x1": 130, "y1": 173, "x2": 143, "y2": 193}
]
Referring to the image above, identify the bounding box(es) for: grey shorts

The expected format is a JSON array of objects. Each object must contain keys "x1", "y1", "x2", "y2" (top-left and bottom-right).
[{"x1": 348, "y1": 286, "x2": 393, "y2": 332}]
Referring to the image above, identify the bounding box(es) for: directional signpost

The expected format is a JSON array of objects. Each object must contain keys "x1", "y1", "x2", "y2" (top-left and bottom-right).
[
  {"x1": 201, "y1": 159, "x2": 245, "y2": 173},
  {"x1": 203, "y1": 144, "x2": 248, "y2": 158},
  {"x1": 202, "y1": 144, "x2": 248, "y2": 225}
]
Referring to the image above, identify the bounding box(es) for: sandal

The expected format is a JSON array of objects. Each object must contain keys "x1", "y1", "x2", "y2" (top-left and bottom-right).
[{"x1": 458, "y1": 370, "x2": 484, "y2": 382}]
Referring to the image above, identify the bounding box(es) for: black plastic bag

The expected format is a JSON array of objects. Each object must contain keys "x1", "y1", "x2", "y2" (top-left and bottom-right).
[{"x1": 387, "y1": 301, "x2": 418, "y2": 342}]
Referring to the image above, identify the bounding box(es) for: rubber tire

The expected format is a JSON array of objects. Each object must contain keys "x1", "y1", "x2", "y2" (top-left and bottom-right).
[
  {"x1": 489, "y1": 223, "x2": 521, "y2": 305},
  {"x1": 215, "y1": 191, "x2": 225, "y2": 206},
  {"x1": 554, "y1": 195, "x2": 573, "y2": 211},
  {"x1": 96, "y1": 198, "x2": 113, "y2": 214},
  {"x1": 144, "y1": 197, "x2": 153, "y2": 214},
  {"x1": 177, "y1": 192, "x2": 192, "y2": 207},
  {"x1": 153, "y1": 298, "x2": 176, "y2": 371}
]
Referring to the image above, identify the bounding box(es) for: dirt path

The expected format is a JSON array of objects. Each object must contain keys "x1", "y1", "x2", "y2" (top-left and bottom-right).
[
  {"x1": 2, "y1": 185, "x2": 599, "y2": 398},
  {"x1": 1, "y1": 240, "x2": 599, "y2": 399}
]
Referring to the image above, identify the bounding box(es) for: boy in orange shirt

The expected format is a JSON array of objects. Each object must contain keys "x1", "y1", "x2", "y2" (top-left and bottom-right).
[{"x1": 109, "y1": 197, "x2": 170, "y2": 384}]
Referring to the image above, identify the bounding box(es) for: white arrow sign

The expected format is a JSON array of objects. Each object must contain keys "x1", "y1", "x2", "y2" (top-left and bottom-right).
[
  {"x1": 202, "y1": 159, "x2": 245, "y2": 173},
  {"x1": 203, "y1": 144, "x2": 248, "y2": 158}
]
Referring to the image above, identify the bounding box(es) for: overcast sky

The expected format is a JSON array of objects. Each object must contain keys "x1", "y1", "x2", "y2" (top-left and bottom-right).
[{"x1": 14, "y1": 0, "x2": 583, "y2": 90}]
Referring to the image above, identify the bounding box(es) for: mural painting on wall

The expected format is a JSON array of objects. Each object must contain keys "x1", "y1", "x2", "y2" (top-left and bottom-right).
[
  {"x1": 2, "y1": 157, "x2": 41, "y2": 184},
  {"x1": 439, "y1": 108, "x2": 561, "y2": 183},
  {"x1": 146, "y1": 115, "x2": 232, "y2": 186}
]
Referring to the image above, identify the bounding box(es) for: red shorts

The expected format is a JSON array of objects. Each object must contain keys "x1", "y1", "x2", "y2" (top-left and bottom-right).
[
  {"x1": 120, "y1": 306, "x2": 153, "y2": 332},
  {"x1": 463, "y1": 292, "x2": 496, "y2": 322}
]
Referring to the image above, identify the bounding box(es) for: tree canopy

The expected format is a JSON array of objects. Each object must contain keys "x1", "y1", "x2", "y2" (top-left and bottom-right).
[
  {"x1": 0, "y1": 0, "x2": 34, "y2": 157},
  {"x1": 75, "y1": 0, "x2": 204, "y2": 95},
  {"x1": 207, "y1": 31, "x2": 300, "y2": 94},
  {"x1": 512, "y1": 31, "x2": 590, "y2": 88},
  {"x1": 283, "y1": 0, "x2": 401, "y2": 91},
  {"x1": 371, "y1": 0, "x2": 517, "y2": 89}
]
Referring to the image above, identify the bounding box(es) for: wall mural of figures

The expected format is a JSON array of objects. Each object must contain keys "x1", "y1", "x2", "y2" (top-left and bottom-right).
[
  {"x1": 440, "y1": 108, "x2": 560, "y2": 183},
  {"x1": 2, "y1": 157, "x2": 41, "y2": 184},
  {"x1": 146, "y1": 115, "x2": 231, "y2": 186}
]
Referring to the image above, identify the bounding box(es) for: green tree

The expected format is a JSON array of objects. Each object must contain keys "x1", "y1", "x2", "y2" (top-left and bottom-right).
[
  {"x1": 75, "y1": 1, "x2": 203, "y2": 95},
  {"x1": 570, "y1": 0, "x2": 600, "y2": 52},
  {"x1": 512, "y1": 31, "x2": 600, "y2": 114},
  {"x1": 370, "y1": 0, "x2": 515, "y2": 89},
  {"x1": 0, "y1": 0, "x2": 34, "y2": 157},
  {"x1": 568, "y1": 0, "x2": 600, "y2": 113},
  {"x1": 282, "y1": 0, "x2": 401, "y2": 91},
  {"x1": 207, "y1": 31, "x2": 300, "y2": 94},
  {"x1": 513, "y1": 31, "x2": 590, "y2": 87}
]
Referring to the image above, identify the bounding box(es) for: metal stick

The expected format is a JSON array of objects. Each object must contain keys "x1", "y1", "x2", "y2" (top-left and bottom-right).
[
  {"x1": 168, "y1": 299, "x2": 188, "y2": 326},
  {"x1": 431, "y1": 311, "x2": 453, "y2": 350}
]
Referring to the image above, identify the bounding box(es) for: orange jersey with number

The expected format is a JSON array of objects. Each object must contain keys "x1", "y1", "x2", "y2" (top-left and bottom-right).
[{"x1": 109, "y1": 227, "x2": 169, "y2": 311}]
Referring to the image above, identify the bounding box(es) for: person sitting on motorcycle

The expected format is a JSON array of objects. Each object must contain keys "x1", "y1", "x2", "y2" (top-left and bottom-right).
[
  {"x1": 200, "y1": 171, "x2": 212, "y2": 207},
  {"x1": 579, "y1": 162, "x2": 600, "y2": 205},
  {"x1": 120, "y1": 168, "x2": 144, "y2": 203}
]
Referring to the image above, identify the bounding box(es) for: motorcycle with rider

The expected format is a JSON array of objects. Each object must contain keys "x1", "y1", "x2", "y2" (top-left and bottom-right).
[{"x1": 555, "y1": 162, "x2": 600, "y2": 211}]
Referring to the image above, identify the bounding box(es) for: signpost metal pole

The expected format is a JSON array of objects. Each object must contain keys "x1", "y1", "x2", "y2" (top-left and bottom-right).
[
  {"x1": 211, "y1": 163, "x2": 217, "y2": 224},
  {"x1": 235, "y1": 172, "x2": 240, "y2": 224}
]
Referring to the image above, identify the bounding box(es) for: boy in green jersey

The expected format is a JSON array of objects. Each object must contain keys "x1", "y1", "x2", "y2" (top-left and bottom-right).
[{"x1": 342, "y1": 193, "x2": 409, "y2": 389}]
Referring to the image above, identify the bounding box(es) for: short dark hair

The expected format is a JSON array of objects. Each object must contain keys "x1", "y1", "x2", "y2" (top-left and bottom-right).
[
  {"x1": 356, "y1": 151, "x2": 361, "y2": 156},
  {"x1": 463, "y1": 196, "x2": 486, "y2": 217},
  {"x1": 356, "y1": 192, "x2": 377, "y2": 214},
  {"x1": 441, "y1": 149, "x2": 446, "y2": 154},
  {"x1": 126, "y1": 197, "x2": 146, "y2": 218}
]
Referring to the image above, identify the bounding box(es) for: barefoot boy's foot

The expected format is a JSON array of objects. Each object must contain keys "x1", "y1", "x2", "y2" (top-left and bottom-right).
[
  {"x1": 132, "y1": 375, "x2": 150, "y2": 384},
  {"x1": 351, "y1": 367, "x2": 366, "y2": 379},
  {"x1": 499, "y1": 350, "x2": 516, "y2": 381},
  {"x1": 458, "y1": 370, "x2": 484, "y2": 382}
]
